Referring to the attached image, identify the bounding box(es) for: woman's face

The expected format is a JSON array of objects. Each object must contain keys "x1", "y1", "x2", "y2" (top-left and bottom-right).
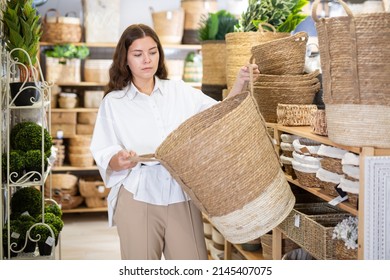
[{"x1": 127, "y1": 36, "x2": 160, "y2": 83}]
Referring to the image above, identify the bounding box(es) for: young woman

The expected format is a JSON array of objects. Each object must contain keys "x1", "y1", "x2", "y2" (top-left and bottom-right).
[{"x1": 90, "y1": 24, "x2": 259, "y2": 260}]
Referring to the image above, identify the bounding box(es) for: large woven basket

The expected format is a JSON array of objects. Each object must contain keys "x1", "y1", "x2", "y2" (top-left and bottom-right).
[
  {"x1": 41, "y1": 9, "x2": 82, "y2": 43},
  {"x1": 312, "y1": 0, "x2": 390, "y2": 148},
  {"x1": 132, "y1": 79, "x2": 295, "y2": 243},
  {"x1": 251, "y1": 31, "x2": 308, "y2": 75},
  {"x1": 225, "y1": 25, "x2": 289, "y2": 90},
  {"x1": 151, "y1": 8, "x2": 185, "y2": 44},
  {"x1": 277, "y1": 104, "x2": 318, "y2": 126}
]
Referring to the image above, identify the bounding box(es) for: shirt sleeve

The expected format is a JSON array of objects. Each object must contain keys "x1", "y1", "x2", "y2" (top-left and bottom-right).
[{"x1": 90, "y1": 97, "x2": 130, "y2": 188}]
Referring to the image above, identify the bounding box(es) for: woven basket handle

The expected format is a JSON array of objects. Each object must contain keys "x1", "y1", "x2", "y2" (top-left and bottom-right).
[
  {"x1": 129, "y1": 153, "x2": 159, "y2": 163},
  {"x1": 257, "y1": 22, "x2": 277, "y2": 34},
  {"x1": 312, "y1": 0, "x2": 353, "y2": 22},
  {"x1": 44, "y1": 8, "x2": 60, "y2": 23}
]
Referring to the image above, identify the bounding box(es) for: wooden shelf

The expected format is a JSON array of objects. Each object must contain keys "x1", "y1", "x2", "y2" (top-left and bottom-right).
[
  {"x1": 53, "y1": 165, "x2": 99, "y2": 172},
  {"x1": 62, "y1": 206, "x2": 107, "y2": 214},
  {"x1": 51, "y1": 107, "x2": 98, "y2": 113},
  {"x1": 231, "y1": 243, "x2": 264, "y2": 260},
  {"x1": 57, "y1": 82, "x2": 106, "y2": 87}
]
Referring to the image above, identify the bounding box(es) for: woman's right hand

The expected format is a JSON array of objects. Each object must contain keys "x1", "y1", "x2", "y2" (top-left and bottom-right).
[{"x1": 109, "y1": 150, "x2": 138, "y2": 171}]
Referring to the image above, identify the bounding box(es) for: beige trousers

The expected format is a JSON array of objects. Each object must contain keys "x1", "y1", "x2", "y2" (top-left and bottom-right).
[{"x1": 113, "y1": 186, "x2": 208, "y2": 260}]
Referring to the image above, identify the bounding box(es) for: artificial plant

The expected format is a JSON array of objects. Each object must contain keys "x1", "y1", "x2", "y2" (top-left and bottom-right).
[{"x1": 198, "y1": 10, "x2": 238, "y2": 41}]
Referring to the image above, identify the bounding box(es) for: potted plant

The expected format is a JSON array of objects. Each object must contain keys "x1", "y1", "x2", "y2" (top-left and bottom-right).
[
  {"x1": 16, "y1": 214, "x2": 37, "y2": 253},
  {"x1": 43, "y1": 44, "x2": 90, "y2": 84},
  {"x1": 44, "y1": 202, "x2": 63, "y2": 218},
  {"x1": 24, "y1": 150, "x2": 49, "y2": 180},
  {"x1": 10, "y1": 186, "x2": 42, "y2": 219},
  {"x1": 198, "y1": 10, "x2": 238, "y2": 100},
  {"x1": 2, "y1": 221, "x2": 21, "y2": 258},
  {"x1": 1, "y1": 0, "x2": 43, "y2": 106},
  {"x1": 13, "y1": 121, "x2": 52, "y2": 153},
  {"x1": 30, "y1": 224, "x2": 58, "y2": 256}
]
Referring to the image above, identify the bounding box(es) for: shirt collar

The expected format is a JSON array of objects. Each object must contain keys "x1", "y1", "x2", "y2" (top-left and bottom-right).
[{"x1": 127, "y1": 77, "x2": 164, "y2": 100}]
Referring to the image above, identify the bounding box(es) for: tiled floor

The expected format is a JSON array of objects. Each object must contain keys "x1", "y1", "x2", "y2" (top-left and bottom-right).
[{"x1": 56, "y1": 212, "x2": 121, "y2": 260}]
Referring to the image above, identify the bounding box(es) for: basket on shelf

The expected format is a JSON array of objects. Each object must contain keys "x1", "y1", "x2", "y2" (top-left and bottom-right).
[
  {"x1": 58, "y1": 93, "x2": 78, "y2": 109},
  {"x1": 151, "y1": 7, "x2": 185, "y2": 44},
  {"x1": 277, "y1": 104, "x2": 318, "y2": 126},
  {"x1": 312, "y1": 0, "x2": 390, "y2": 148},
  {"x1": 79, "y1": 179, "x2": 109, "y2": 198},
  {"x1": 41, "y1": 9, "x2": 82, "y2": 43},
  {"x1": 317, "y1": 144, "x2": 348, "y2": 175},
  {"x1": 84, "y1": 59, "x2": 112, "y2": 83},
  {"x1": 260, "y1": 232, "x2": 300, "y2": 260},
  {"x1": 84, "y1": 90, "x2": 104, "y2": 108},
  {"x1": 225, "y1": 24, "x2": 290, "y2": 90},
  {"x1": 85, "y1": 197, "x2": 107, "y2": 208},
  {"x1": 68, "y1": 153, "x2": 94, "y2": 167},
  {"x1": 311, "y1": 109, "x2": 328, "y2": 136},
  {"x1": 45, "y1": 173, "x2": 78, "y2": 196},
  {"x1": 315, "y1": 168, "x2": 344, "y2": 197},
  {"x1": 45, "y1": 57, "x2": 81, "y2": 84},
  {"x1": 251, "y1": 31, "x2": 308, "y2": 75}
]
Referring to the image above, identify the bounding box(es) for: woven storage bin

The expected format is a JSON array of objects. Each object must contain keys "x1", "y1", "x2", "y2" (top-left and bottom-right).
[
  {"x1": 292, "y1": 160, "x2": 322, "y2": 188},
  {"x1": 76, "y1": 124, "x2": 94, "y2": 135},
  {"x1": 253, "y1": 83, "x2": 320, "y2": 123},
  {"x1": 201, "y1": 41, "x2": 227, "y2": 86},
  {"x1": 69, "y1": 136, "x2": 92, "y2": 147},
  {"x1": 58, "y1": 93, "x2": 78, "y2": 109},
  {"x1": 79, "y1": 179, "x2": 109, "y2": 198},
  {"x1": 52, "y1": 112, "x2": 77, "y2": 124},
  {"x1": 317, "y1": 144, "x2": 348, "y2": 174},
  {"x1": 225, "y1": 26, "x2": 289, "y2": 90},
  {"x1": 311, "y1": 109, "x2": 328, "y2": 136},
  {"x1": 280, "y1": 155, "x2": 295, "y2": 177},
  {"x1": 41, "y1": 9, "x2": 82, "y2": 43},
  {"x1": 257, "y1": 70, "x2": 320, "y2": 83},
  {"x1": 312, "y1": 0, "x2": 390, "y2": 148},
  {"x1": 84, "y1": 59, "x2": 112, "y2": 83},
  {"x1": 85, "y1": 197, "x2": 107, "y2": 208},
  {"x1": 69, "y1": 153, "x2": 94, "y2": 167},
  {"x1": 303, "y1": 214, "x2": 351, "y2": 259},
  {"x1": 53, "y1": 193, "x2": 84, "y2": 210},
  {"x1": 334, "y1": 239, "x2": 358, "y2": 260},
  {"x1": 132, "y1": 88, "x2": 295, "y2": 244},
  {"x1": 151, "y1": 8, "x2": 185, "y2": 44},
  {"x1": 277, "y1": 203, "x2": 344, "y2": 249},
  {"x1": 45, "y1": 173, "x2": 78, "y2": 196},
  {"x1": 251, "y1": 31, "x2": 308, "y2": 75},
  {"x1": 45, "y1": 57, "x2": 81, "y2": 84},
  {"x1": 277, "y1": 104, "x2": 318, "y2": 126},
  {"x1": 292, "y1": 138, "x2": 322, "y2": 156}
]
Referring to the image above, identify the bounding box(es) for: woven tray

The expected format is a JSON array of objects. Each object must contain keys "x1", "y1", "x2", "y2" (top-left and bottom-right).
[{"x1": 277, "y1": 104, "x2": 318, "y2": 126}]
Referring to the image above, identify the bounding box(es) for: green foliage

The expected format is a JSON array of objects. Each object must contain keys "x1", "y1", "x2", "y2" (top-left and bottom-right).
[
  {"x1": 198, "y1": 10, "x2": 238, "y2": 41},
  {"x1": 236, "y1": 0, "x2": 309, "y2": 33},
  {"x1": 30, "y1": 224, "x2": 58, "y2": 244},
  {"x1": 16, "y1": 214, "x2": 36, "y2": 239},
  {"x1": 43, "y1": 44, "x2": 90, "y2": 62},
  {"x1": 2, "y1": 150, "x2": 25, "y2": 178},
  {"x1": 24, "y1": 149, "x2": 49, "y2": 173},
  {"x1": 2, "y1": 220, "x2": 20, "y2": 246},
  {"x1": 1, "y1": 0, "x2": 42, "y2": 65},
  {"x1": 36, "y1": 212, "x2": 64, "y2": 232},
  {"x1": 10, "y1": 121, "x2": 37, "y2": 149},
  {"x1": 10, "y1": 186, "x2": 42, "y2": 218},
  {"x1": 45, "y1": 203, "x2": 63, "y2": 218},
  {"x1": 13, "y1": 122, "x2": 52, "y2": 152}
]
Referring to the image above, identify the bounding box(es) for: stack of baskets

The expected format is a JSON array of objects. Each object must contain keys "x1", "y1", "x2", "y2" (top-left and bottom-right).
[
  {"x1": 45, "y1": 173, "x2": 84, "y2": 210},
  {"x1": 250, "y1": 32, "x2": 321, "y2": 123},
  {"x1": 68, "y1": 136, "x2": 94, "y2": 167},
  {"x1": 79, "y1": 178, "x2": 109, "y2": 208},
  {"x1": 279, "y1": 133, "x2": 301, "y2": 178},
  {"x1": 77, "y1": 112, "x2": 97, "y2": 135},
  {"x1": 52, "y1": 139, "x2": 65, "y2": 167},
  {"x1": 315, "y1": 144, "x2": 348, "y2": 197},
  {"x1": 339, "y1": 152, "x2": 360, "y2": 208},
  {"x1": 291, "y1": 138, "x2": 323, "y2": 188}
]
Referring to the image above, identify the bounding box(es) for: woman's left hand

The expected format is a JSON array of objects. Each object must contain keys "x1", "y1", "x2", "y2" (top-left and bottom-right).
[{"x1": 227, "y1": 63, "x2": 260, "y2": 99}]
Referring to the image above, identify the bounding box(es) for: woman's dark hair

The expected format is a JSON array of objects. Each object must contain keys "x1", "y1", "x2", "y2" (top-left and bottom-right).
[{"x1": 105, "y1": 24, "x2": 168, "y2": 96}]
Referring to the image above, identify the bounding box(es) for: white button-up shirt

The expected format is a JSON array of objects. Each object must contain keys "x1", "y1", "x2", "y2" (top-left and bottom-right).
[{"x1": 90, "y1": 77, "x2": 217, "y2": 226}]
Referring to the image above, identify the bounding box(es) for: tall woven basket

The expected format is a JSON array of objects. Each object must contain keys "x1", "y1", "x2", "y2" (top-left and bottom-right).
[
  {"x1": 313, "y1": 0, "x2": 390, "y2": 148},
  {"x1": 225, "y1": 24, "x2": 289, "y2": 91},
  {"x1": 151, "y1": 8, "x2": 185, "y2": 45},
  {"x1": 133, "y1": 74, "x2": 295, "y2": 243}
]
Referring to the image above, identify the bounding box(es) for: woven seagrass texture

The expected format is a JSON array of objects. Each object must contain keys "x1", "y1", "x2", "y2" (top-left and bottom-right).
[
  {"x1": 79, "y1": 179, "x2": 109, "y2": 198},
  {"x1": 321, "y1": 157, "x2": 343, "y2": 174},
  {"x1": 252, "y1": 83, "x2": 320, "y2": 123},
  {"x1": 347, "y1": 193, "x2": 359, "y2": 209},
  {"x1": 277, "y1": 104, "x2": 318, "y2": 126},
  {"x1": 326, "y1": 104, "x2": 390, "y2": 148},
  {"x1": 251, "y1": 31, "x2": 308, "y2": 75},
  {"x1": 313, "y1": 0, "x2": 390, "y2": 106},
  {"x1": 138, "y1": 85, "x2": 295, "y2": 243},
  {"x1": 151, "y1": 8, "x2": 185, "y2": 44},
  {"x1": 311, "y1": 109, "x2": 328, "y2": 136},
  {"x1": 260, "y1": 233, "x2": 300, "y2": 260},
  {"x1": 225, "y1": 28, "x2": 289, "y2": 90},
  {"x1": 257, "y1": 70, "x2": 320, "y2": 83},
  {"x1": 45, "y1": 173, "x2": 78, "y2": 196},
  {"x1": 320, "y1": 181, "x2": 339, "y2": 197},
  {"x1": 201, "y1": 41, "x2": 227, "y2": 86},
  {"x1": 41, "y1": 9, "x2": 82, "y2": 43},
  {"x1": 334, "y1": 239, "x2": 358, "y2": 260}
]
